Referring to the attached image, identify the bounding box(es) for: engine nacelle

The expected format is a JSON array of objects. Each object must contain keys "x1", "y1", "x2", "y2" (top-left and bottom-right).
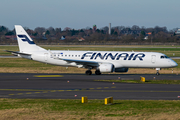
[
  {"x1": 99, "y1": 63, "x2": 114, "y2": 73},
  {"x1": 114, "y1": 68, "x2": 128, "y2": 72}
]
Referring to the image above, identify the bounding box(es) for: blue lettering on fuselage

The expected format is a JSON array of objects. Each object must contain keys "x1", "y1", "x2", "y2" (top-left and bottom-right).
[
  {"x1": 105, "y1": 53, "x2": 118, "y2": 60},
  {"x1": 81, "y1": 52, "x2": 93, "y2": 59},
  {"x1": 132, "y1": 53, "x2": 145, "y2": 61},
  {"x1": 94, "y1": 53, "x2": 107, "y2": 60},
  {"x1": 116, "y1": 53, "x2": 129, "y2": 60},
  {"x1": 90, "y1": 53, "x2": 97, "y2": 59},
  {"x1": 128, "y1": 53, "x2": 135, "y2": 60},
  {"x1": 81, "y1": 52, "x2": 145, "y2": 61}
]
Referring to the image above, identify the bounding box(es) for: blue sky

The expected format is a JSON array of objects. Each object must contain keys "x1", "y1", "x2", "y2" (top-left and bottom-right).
[{"x1": 0, "y1": 0, "x2": 179, "y2": 30}]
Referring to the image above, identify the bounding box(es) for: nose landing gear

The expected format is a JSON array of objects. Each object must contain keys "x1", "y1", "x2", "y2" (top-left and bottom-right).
[
  {"x1": 156, "y1": 68, "x2": 161, "y2": 76},
  {"x1": 156, "y1": 71, "x2": 160, "y2": 76}
]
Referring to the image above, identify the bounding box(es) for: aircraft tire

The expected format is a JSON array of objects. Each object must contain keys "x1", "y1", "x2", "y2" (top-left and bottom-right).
[
  {"x1": 86, "y1": 70, "x2": 92, "y2": 75},
  {"x1": 95, "y1": 70, "x2": 101, "y2": 75},
  {"x1": 156, "y1": 72, "x2": 160, "y2": 76}
]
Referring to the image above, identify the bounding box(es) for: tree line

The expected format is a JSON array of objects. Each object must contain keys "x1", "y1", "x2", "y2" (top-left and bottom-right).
[{"x1": 0, "y1": 25, "x2": 180, "y2": 45}]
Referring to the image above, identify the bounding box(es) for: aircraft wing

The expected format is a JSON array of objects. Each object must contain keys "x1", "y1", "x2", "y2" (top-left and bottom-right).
[
  {"x1": 5, "y1": 50, "x2": 31, "y2": 56},
  {"x1": 56, "y1": 58, "x2": 100, "y2": 67}
]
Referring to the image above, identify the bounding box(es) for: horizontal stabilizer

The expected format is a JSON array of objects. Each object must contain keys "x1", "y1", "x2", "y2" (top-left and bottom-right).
[{"x1": 5, "y1": 50, "x2": 31, "y2": 56}]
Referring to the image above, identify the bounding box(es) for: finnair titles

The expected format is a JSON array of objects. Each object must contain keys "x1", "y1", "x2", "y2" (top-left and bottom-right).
[
  {"x1": 63, "y1": 52, "x2": 145, "y2": 61},
  {"x1": 7, "y1": 25, "x2": 178, "y2": 76}
]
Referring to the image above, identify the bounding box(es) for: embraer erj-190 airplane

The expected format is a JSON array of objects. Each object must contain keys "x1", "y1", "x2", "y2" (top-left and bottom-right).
[{"x1": 7, "y1": 25, "x2": 178, "y2": 75}]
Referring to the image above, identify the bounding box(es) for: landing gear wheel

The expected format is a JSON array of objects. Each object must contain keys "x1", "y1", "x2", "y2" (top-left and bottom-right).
[
  {"x1": 85, "y1": 70, "x2": 92, "y2": 75},
  {"x1": 156, "y1": 68, "x2": 161, "y2": 76},
  {"x1": 156, "y1": 72, "x2": 160, "y2": 76},
  {"x1": 95, "y1": 70, "x2": 101, "y2": 75}
]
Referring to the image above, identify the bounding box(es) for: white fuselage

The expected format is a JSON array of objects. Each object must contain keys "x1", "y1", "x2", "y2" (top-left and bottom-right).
[{"x1": 29, "y1": 50, "x2": 177, "y2": 69}]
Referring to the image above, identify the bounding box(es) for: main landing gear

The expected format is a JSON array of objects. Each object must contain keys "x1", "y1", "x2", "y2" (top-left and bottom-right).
[
  {"x1": 95, "y1": 70, "x2": 101, "y2": 75},
  {"x1": 85, "y1": 70, "x2": 102, "y2": 75},
  {"x1": 85, "y1": 70, "x2": 92, "y2": 75}
]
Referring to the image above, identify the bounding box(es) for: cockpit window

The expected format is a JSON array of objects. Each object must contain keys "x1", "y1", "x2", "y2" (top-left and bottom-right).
[
  {"x1": 161, "y1": 56, "x2": 164, "y2": 59},
  {"x1": 165, "y1": 56, "x2": 169, "y2": 58},
  {"x1": 160, "y1": 55, "x2": 169, "y2": 59}
]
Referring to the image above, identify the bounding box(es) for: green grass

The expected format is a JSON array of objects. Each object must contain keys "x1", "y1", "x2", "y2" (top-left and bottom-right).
[
  {"x1": 0, "y1": 58, "x2": 87, "y2": 73},
  {"x1": 95, "y1": 79, "x2": 180, "y2": 84},
  {"x1": 0, "y1": 99, "x2": 180, "y2": 119},
  {"x1": 0, "y1": 58, "x2": 52, "y2": 67},
  {"x1": 0, "y1": 46, "x2": 19, "y2": 55}
]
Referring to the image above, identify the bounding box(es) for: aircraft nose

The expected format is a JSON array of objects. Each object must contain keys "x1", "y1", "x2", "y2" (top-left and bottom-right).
[{"x1": 170, "y1": 60, "x2": 178, "y2": 67}]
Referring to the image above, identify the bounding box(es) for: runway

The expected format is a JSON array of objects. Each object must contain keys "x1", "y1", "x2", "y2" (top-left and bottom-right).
[{"x1": 0, "y1": 73, "x2": 180, "y2": 100}]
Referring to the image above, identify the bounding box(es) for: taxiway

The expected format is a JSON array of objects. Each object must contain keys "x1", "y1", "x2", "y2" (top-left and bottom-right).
[{"x1": 0, "y1": 73, "x2": 180, "y2": 100}]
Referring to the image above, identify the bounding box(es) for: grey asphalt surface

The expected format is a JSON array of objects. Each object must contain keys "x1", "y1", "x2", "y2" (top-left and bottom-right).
[{"x1": 0, "y1": 73, "x2": 180, "y2": 100}]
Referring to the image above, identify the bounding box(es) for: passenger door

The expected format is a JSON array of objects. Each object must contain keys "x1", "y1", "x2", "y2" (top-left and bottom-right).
[
  {"x1": 44, "y1": 53, "x2": 48, "y2": 61},
  {"x1": 151, "y1": 55, "x2": 156, "y2": 63}
]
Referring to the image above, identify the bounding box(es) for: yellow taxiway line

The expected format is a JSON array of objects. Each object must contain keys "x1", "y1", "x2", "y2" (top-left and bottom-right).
[{"x1": 33, "y1": 75, "x2": 63, "y2": 77}]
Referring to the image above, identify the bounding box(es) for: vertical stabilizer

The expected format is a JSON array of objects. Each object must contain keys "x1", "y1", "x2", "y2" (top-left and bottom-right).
[{"x1": 15, "y1": 25, "x2": 46, "y2": 53}]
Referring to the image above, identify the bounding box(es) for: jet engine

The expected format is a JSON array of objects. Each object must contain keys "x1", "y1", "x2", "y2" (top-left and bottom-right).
[{"x1": 99, "y1": 63, "x2": 114, "y2": 73}]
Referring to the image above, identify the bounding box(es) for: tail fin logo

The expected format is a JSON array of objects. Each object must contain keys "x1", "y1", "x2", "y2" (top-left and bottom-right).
[{"x1": 18, "y1": 35, "x2": 35, "y2": 44}]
